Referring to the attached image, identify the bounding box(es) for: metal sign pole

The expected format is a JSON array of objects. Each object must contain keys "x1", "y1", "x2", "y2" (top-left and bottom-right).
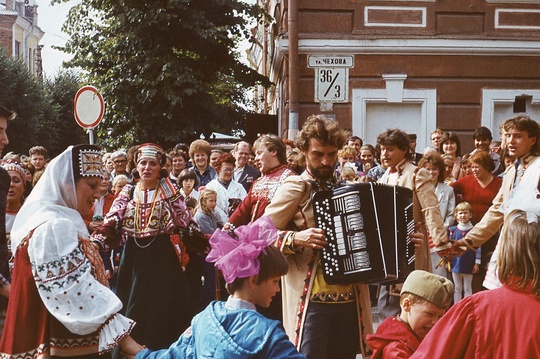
[{"x1": 88, "y1": 129, "x2": 94, "y2": 145}]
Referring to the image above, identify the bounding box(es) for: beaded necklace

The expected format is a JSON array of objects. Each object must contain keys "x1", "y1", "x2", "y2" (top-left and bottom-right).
[{"x1": 133, "y1": 184, "x2": 161, "y2": 247}]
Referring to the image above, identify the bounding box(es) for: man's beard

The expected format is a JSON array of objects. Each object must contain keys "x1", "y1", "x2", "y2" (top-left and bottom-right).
[{"x1": 309, "y1": 165, "x2": 334, "y2": 181}]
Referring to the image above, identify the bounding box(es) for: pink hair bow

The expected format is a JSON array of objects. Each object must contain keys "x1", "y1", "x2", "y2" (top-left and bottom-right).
[{"x1": 206, "y1": 216, "x2": 277, "y2": 283}]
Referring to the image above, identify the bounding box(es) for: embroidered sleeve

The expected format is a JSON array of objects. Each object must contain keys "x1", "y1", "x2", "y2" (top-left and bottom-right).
[
  {"x1": 104, "y1": 187, "x2": 131, "y2": 228},
  {"x1": 276, "y1": 230, "x2": 296, "y2": 255},
  {"x1": 264, "y1": 176, "x2": 308, "y2": 230},
  {"x1": 28, "y1": 219, "x2": 134, "y2": 351},
  {"x1": 91, "y1": 188, "x2": 131, "y2": 251}
]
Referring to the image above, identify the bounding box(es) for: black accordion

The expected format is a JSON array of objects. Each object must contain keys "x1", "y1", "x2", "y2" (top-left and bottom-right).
[{"x1": 313, "y1": 182, "x2": 415, "y2": 285}]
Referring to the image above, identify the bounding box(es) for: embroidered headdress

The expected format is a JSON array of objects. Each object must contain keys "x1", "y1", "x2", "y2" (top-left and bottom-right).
[
  {"x1": 71, "y1": 144, "x2": 103, "y2": 180},
  {"x1": 1, "y1": 159, "x2": 29, "y2": 184},
  {"x1": 136, "y1": 143, "x2": 166, "y2": 165},
  {"x1": 206, "y1": 216, "x2": 278, "y2": 283}
]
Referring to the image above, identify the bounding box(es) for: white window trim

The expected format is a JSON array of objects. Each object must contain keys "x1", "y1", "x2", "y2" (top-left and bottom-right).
[
  {"x1": 487, "y1": 0, "x2": 540, "y2": 3},
  {"x1": 481, "y1": 89, "x2": 540, "y2": 130},
  {"x1": 352, "y1": 87, "x2": 437, "y2": 146},
  {"x1": 364, "y1": 6, "x2": 427, "y2": 27},
  {"x1": 495, "y1": 8, "x2": 540, "y2": 29}
]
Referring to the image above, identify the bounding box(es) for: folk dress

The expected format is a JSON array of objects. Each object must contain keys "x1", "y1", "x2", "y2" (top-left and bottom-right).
[
  {"x1": 0, "y1": 146, "x2": 134, "y2": 358},
  {"x1": 94, "y1": 177, "x2": 197, "y2": 353}
]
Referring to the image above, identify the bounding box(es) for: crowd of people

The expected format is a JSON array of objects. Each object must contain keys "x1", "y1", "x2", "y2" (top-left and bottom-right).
[{"x1": 0, "y1": 103, "x2": 538, "y2": 358}]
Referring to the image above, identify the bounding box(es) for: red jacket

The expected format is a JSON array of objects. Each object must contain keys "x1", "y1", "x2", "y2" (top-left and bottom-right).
[
  {"x1": 412, "y1": 284, "x2": 540, "y2": 358},
  {"x1": 367, "y1": 316, "x2": 421, "y2": 359}
]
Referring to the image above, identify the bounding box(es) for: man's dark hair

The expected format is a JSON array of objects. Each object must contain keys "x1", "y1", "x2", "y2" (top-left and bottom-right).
[
  {"x1": 377, "y1": 129, "x2": 414, "y2": 161},
  {"x1": 473, "y1": 126, "x2": 493, "y2": 142}
]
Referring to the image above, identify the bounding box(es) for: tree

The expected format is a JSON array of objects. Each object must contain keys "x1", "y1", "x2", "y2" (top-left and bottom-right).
[
  {"x1": 43, "y1": 70, "x2": 89, "y2": 152},
  {"x1": 54, "y1": 0, "x2": 270, "y2": 150},
  {"x1": 0, "y1": 48, "x2": 57, "y2": 156},
  {"x1": 0, "y1": 49, "x2": 92, "y2": 157}
]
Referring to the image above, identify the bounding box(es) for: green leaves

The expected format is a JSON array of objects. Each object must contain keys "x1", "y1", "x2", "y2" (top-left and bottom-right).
[
  {"x1": 0, "y1": 48, "x2": 88, "y2": 156},
  {"x1": 52, "y1": 0, "x2": 270, "y2": 149}
]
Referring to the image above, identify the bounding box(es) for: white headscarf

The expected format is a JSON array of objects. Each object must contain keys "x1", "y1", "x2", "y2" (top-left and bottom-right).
[{"x1": 11, "y1": 146, "x2": 91, "y2": 251}]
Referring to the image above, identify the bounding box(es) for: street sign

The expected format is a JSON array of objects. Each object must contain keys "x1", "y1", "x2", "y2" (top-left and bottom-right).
[
  {"x1": 315, "y1": 68, "x2": 349, "y2": 102},
  {"x1": 308, "y1": 55, "x2": 354, "y2": 68},
  {"x1": 74, "y1": 86, "x2": 105, "y2": 130}
]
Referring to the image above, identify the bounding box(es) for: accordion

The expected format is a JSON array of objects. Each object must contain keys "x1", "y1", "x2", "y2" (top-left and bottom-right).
[{"x1": 313, "y1": 182, "x2": 415, "y2": 285}]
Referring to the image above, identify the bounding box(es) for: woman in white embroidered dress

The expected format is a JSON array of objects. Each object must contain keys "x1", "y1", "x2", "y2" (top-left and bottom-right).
[{"x1": 0, "y1": 145, "x2": 142, "y2": 358}]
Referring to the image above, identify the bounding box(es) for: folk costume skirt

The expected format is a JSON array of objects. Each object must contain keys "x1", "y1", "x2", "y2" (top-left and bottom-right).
[{"x1": 114, "y1": 234, "x2": 195, "y2": 354}]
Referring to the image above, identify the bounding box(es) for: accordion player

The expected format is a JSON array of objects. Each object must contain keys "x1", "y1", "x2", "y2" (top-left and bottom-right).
[{"x1": 313, "y1": 182, "x2": 415, "y2": 285}]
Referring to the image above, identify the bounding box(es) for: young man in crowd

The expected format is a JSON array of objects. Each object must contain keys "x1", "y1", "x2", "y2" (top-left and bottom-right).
[
  {"x1": 455, "y1": 115, "x2": 540, "y2": 289},
  {"x1": 376, "y1": 129, "x2": 450, "y2": 319},
  {"x1": 28, "y1": 146, "x2": 47, "y2": 172},
  {"x1": 470, "y1": 126, "x2": 503, "y2": 175},
  {"x1": 429, "y1": 129, "x2": 444, "y2": 152}
]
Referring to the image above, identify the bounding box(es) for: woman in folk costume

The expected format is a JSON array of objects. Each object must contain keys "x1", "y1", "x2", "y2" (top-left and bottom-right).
[
  {"x1": 0, "y1": 145, "x2": 142, "y2": 358},
  {"x1": 92, "y1": 143, "x2": 199, "y2": 354}
]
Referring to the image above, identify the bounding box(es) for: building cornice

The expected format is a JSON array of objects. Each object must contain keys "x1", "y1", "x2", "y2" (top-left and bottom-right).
[{"x1": 277, "y1": 38, "x2": 540, "y2": 56}]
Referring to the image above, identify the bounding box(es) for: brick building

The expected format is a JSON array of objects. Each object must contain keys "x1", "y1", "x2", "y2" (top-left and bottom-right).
[
  {"x1": 0, "y1": 0, "x2": 44, "y2": 76},
  {"x1": 248, "y1": 0, "x2": 540, "y2": 152}
]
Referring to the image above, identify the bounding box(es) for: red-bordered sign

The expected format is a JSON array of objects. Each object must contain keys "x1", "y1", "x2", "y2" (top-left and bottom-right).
[{"x1": 74, "y1": 85, "x2": 105, "y2": 129}]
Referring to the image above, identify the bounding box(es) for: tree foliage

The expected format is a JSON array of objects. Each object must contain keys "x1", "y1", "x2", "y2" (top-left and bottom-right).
[
  {"x1": 54, "y1": 0, "x2": 270, "y2": 150},
  {"x1": 0, "y1": 48, "x2": 89, "y2": 157}
]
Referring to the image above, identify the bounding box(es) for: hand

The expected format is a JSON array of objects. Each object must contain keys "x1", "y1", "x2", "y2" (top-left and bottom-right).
[
  {"x1": 293, "y1": 228, "x2": 327, "y2": 250},
  {"x1": 452, "y1": 239, "x2": 469, "y2": 255},
  {"x1": 409, "y1": 222, "x2": 424, "y2": 250},
  {"x1": 472, "y1": 264, "x2": 480, "y2": 274},
  {"x1": 437, "y1": 247, "x2": 455, "y2": 260},
  {"x1": 119, "y1": 335, "x2": 145, "y2": 358},
  {"x1": 89, "y1": 220, "x2": 104, "y2": 231}
]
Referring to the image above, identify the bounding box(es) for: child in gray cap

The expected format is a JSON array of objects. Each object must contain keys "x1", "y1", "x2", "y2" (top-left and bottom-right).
[{"x1": 367, "y1": 270, "x2": 454, "y2": 358}]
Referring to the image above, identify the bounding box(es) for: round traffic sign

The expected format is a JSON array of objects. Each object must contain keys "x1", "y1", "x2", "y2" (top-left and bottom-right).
[{"x1": 74, "y1": 86, "x2": 105, "y2": 129}]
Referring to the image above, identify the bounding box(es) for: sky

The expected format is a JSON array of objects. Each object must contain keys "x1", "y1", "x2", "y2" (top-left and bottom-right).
[{"x1": 35, "y1": 0, "x2": 79, "y2": 77}]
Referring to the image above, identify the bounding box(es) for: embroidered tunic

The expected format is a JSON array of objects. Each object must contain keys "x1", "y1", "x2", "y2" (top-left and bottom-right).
[
  {"x1": 94, "y1": 178, "x2": 197, "y2": 352},
  {"x1": 0, "y1": 145, "x2": 134, "y2": 359},
  {"x1": 229, "y1": 165, "x2": 295, "y2": 226},
  {"x1": 0, "y1": 221, "x2": 135, "y2": 358}
]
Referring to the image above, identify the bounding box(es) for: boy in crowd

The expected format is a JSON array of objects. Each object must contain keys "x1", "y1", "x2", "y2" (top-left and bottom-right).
[
  {"x1": 367, "y1": 270, "x2": 454, "y2": 358},
  {"x1": 135, "y1": 217, "x2": 305, "y2": 359}
]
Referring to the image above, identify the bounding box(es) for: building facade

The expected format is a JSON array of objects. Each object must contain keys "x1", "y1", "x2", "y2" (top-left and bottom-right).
[
  {"x1": 0, "y1": 0, "x2": 44, "y2": 76},
  {"x1": 248, "y1": 0, "x2": 540, "y2": 151}
]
